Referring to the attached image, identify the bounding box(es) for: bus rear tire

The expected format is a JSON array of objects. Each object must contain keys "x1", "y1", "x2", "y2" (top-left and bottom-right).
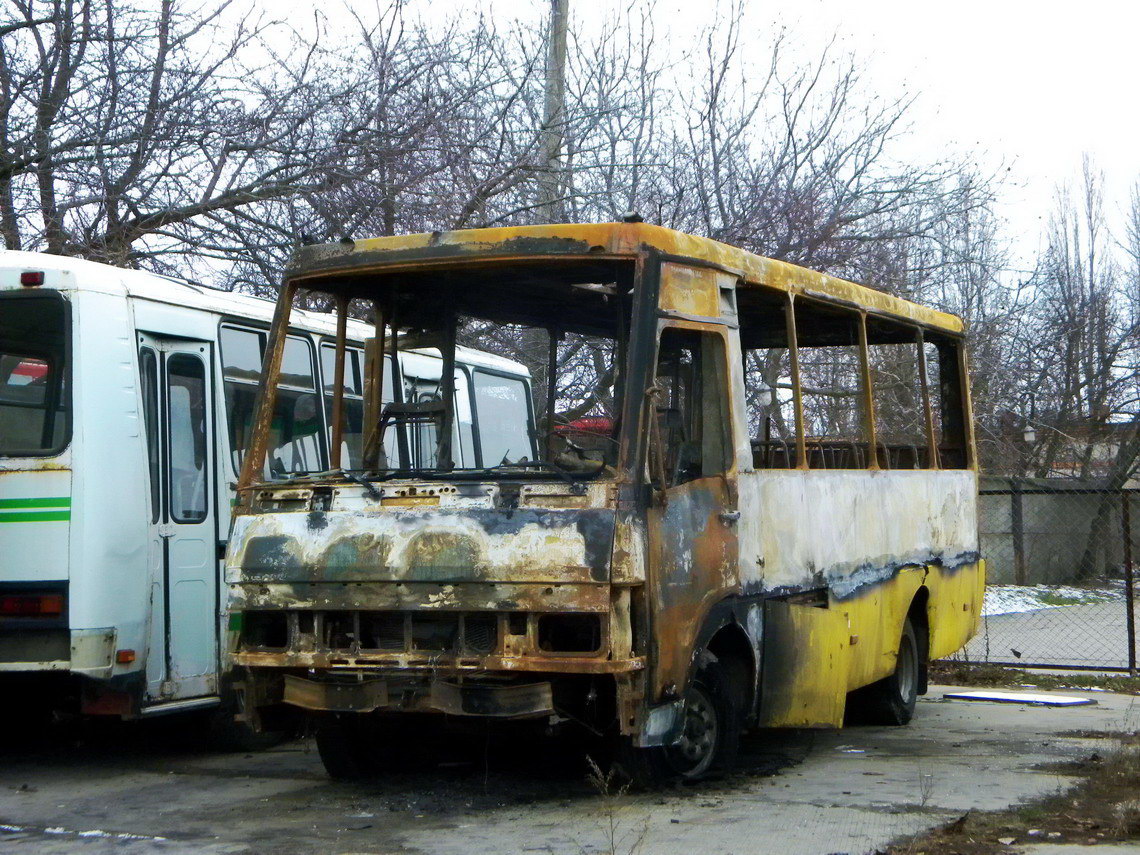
[{"x1": 848, "y1": 617, "x2": 920, "y2": 726}]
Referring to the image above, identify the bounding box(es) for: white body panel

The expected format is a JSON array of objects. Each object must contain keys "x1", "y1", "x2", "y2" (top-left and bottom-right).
[{"x1": 736, "y1": 469, "x2": 979, "y2": 596}]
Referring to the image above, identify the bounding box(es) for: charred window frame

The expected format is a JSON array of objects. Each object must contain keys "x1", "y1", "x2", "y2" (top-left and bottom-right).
[
  {"x1": 0, "y1": 289, "x2": 71, "y2": 457},
  {"x1": 789, "y1": 297, "x2": 873, "y2": 470},
  {"x1": 737, "y1": 286, "x2": 799, "y2": 469},
  {"x1": 922, "y1": 331, "x2": 971, "y2": 469},
  {"x1": 646, "y1": 325, "x2": 733, "y2": 489},
  {"x1": 865, "y1": 316, "x2": 932, "y2": 469}
]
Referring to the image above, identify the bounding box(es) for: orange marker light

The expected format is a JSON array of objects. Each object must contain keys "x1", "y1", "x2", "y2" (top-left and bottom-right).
[{"x1": 115, "y1": 649, "x2": 136, "y2": 664}]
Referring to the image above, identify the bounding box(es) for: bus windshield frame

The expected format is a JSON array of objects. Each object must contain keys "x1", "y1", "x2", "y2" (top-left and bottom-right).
[{"x1": 237, "y1": 257, "x2": 643, "y2": 490}]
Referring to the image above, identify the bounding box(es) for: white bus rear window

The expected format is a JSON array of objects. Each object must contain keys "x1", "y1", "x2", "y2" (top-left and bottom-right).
[{"x1": 0, "y1": 293, "x2": 69, "y2": 456}]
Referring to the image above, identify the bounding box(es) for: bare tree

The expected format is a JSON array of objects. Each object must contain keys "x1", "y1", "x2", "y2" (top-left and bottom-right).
[{"x1": 0, "y1": 0, "x2": 368, "y2": 273}]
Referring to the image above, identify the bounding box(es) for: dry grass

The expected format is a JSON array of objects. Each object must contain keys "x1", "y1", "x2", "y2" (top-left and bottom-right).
[
  {"x1": 884, "y1": 743, "x2": 1140, "y2": 854},
  {"x1": 930, "y1": 660, "x2": 1140, "y2": 695}
]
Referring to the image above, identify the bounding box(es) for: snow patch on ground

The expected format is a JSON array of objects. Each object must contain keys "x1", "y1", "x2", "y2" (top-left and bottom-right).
[{"x1": 983, "y1": 584, "x2": 1124, "y2": 617}]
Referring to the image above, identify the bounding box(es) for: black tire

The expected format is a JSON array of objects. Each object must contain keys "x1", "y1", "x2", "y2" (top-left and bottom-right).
[
  {"x1": 847, "y1": 617, "x2": 920, "y2": 726},
  {"x1": 315, "y1": 715, "x2": 375, "y2": 780},
  {"x1": 619, "y1": 654, "x2": 741, "y2": 786},
  {"x1": 315, "y1": 714, "x2": 443, "y2": 780}
]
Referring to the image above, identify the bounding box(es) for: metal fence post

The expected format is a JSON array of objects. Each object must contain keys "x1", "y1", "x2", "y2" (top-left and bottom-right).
[
  {"x1": 1012, "y1": 479, "x2": 1026, "y2": 586},
  {"x1": 1123, "y1": 491, "x2": 1137, "y2": 676}
]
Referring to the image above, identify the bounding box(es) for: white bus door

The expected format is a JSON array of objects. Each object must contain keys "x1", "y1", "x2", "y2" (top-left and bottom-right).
[{"x1": 139, "y1": 335, "x2": 217, "y2": 701}]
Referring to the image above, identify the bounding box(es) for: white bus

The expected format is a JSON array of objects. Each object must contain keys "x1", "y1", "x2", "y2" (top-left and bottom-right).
[{"x1": 0, "y1": 251, "x2": 534, "y2": 727}]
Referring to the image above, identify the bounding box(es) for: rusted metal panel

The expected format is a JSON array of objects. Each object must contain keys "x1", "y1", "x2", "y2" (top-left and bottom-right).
[
  {"x1": 736, "y1": 469, "x2": 978, "y2": 595},
  {"x1": 230, "y1": 581, "x2": 611, "y2": 614},
  {"x1": 646, "y1": 475, "x2": 739, "y2": 702},
  {"x1": 234, "y1": 649, "x2": 642, "y2": 675},
  {"x1": 228, "y1": 506, "x2": 615, "y2": 586},
  {"x1": 286, "y1": 224, "x2": 964, "y2": 336},
  {"x1": 658, "y1": 263, "x2": 721, "y2": 319},
  {"x1": 429, "y1": 679, "x2": 553, "y2": 718},
  {"x1": 283, "y1": 674, "x2": 388, "y2": 712}
]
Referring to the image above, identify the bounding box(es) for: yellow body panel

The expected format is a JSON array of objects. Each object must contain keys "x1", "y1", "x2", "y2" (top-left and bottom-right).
[{"x1": 758, "y1": 601, "x2": 850, "y2": 728}]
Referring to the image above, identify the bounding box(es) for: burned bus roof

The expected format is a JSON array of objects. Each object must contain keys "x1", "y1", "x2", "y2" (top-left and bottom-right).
[{"x1": 286, "y1": 223, "x2": 965, "y2": 336}]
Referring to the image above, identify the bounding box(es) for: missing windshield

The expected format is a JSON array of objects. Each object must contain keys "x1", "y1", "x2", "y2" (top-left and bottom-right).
[{"x1": 287, "y1": 259, "x2": 636, "y2": 483}]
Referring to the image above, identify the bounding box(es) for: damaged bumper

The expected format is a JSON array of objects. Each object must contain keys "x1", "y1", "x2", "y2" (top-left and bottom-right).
[{"x1": 282, "y1": 673, "x2": 555, "y2": 718}]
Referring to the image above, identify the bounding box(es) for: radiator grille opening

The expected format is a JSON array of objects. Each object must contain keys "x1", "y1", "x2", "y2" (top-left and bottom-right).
[
  {"x1": 241, "y1": 611, "x2": 288, "y2": 649},
  {"x1": 361, "y1": 613, "x2": 405, "y2": 650},
  {"x1": 463, "y1": 615, "x2": 497, "y2": 654},
  {"x1": 538, "y1": 614, "x2": 601, "y2": 653},
  {"x1": 410, "y1": 614, "x2": 459, "y2": 651}
]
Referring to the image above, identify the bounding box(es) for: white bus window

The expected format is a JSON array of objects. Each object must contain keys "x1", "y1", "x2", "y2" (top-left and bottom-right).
[
  {"x1": 473, "y1": 371, "x2": 533, "y2": 466},
  {"x1": 0, "y1": 293, "x2": 69, "y2": 456},
  {"x1": 139, "y1": 348, "x2": 160, "y2": 523},
  {"x1": 320, "y1": 345, "x2": 361, "y2": 395},
  {"x1": 220, "y1": 326, "x2": 262, "y2": 382},
  {"x1": 221, "y1": 327, "x2": 264, "y2": 474},
  {"x1": 269, "y1": 337, "x2": 323, "y2": 476},
  {"x1": 222, "y1": 326, "x2": 326, "y2": 477},
  {"x1": 280, "y1": 336, "x2": 315, "y2": 390},
  {"x1": 167, "y1": 354, "x2": 208, "y2": 523},
  {"x1": 320, "y1": 345, "x2": 383, "y2": 470},
  {"x1": 453, "y1": 368, "x2": 474, "y2": 468}
]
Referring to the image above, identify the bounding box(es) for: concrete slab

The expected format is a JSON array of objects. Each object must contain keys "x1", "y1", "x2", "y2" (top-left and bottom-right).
[{"x1": 1, "y1": 685, "x2": 1137, "y2": 855}]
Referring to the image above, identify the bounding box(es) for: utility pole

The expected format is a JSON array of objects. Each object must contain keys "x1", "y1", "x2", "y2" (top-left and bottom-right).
[{"x1": 537, "y1": 0, "x2": 568, "y2": 223}]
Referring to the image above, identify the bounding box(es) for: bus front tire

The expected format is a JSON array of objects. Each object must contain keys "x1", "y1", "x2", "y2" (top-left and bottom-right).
[
  {"x1": 315, "y1": 716, "x2": 375, "y2": 780},
  {"x1": 848, "y1": 617, "x2": 920, "y2": 726},
  {"x1": 621, "y1": 655, "x2": 741, "y2": 786}
]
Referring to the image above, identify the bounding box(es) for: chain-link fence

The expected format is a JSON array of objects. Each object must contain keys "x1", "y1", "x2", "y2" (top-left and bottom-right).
[{"x1": 960, "y1": 478, "x2": 1138, "y2": 672}]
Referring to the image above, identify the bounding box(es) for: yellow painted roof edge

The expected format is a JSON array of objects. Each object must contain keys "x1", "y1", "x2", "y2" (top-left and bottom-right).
[{"x1": 291, "y1": 222, "x2": 964, "y2": 335}]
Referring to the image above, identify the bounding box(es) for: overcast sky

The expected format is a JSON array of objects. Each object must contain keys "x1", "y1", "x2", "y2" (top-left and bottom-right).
[{"x1": 276, "y1": 0, "x2": 1138, "y2": 266}]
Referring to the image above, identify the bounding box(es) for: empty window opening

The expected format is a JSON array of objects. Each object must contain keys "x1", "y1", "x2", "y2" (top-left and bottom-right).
[{"x1": 649, "y1": 328, "x2": 732, "y2": 487}]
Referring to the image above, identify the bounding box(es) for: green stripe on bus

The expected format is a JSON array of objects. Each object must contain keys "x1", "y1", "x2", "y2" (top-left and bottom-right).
[
  {"x1": 0, "y1": 510, "x2": 71, "y2": 522},
  {"x1": 0, "y1": 496, "x2": 71, "y2": 509}
]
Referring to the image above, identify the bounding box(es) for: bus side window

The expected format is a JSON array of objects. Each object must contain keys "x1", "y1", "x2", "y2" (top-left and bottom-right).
[
  {"x1": 222, "y1": 326, "x2": 326, "y2": 478},
  {"x1": 866, "y1": 317, "x2": 928, "y2": 469},
  {"x1": 167, "y1": 354, "x2": 208, "y2": 523},
  {"x1": 472, "y1": 370, "x2": 535, "y2": 467},
  {"x1": 650, "y1": 328, "x2": 731, "y2": 487},
  {"x1": 220, "y1": 326, "x2": 264, "y2": 475},
  {"x1": 792, "y1": 300, "x2": 868, "y2": 469},
  {"x1": 736, "y1": 286, "x2": 798, "y2": 469},
  {"x1": 320, "y1": 344, "x2": 366, "y2": 469},
  {"x1": 269, "y1": 337, "x2": 323, "y2": 476},
  {"x1": 139, "y1": 347, "x2": 160, "y2": 523},
  {"x1": 924, "y1": 336, "x2": 969, "y2": 468}
]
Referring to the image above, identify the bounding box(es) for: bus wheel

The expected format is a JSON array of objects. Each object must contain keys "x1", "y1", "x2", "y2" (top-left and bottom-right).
[
  {"x1": 660, "y1": 656, "x2": 740, "y2": 781},
  {"x1": 849, "y1": 617, "x2": 920, "y2": 726},
  {"x1": 315, "y1": 715, "x2": 375, "y2": 780}
]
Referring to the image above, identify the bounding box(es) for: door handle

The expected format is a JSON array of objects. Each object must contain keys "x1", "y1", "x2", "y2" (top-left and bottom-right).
[{"x1": 719, "y1": 511, "x2": 740, "y2": 524}]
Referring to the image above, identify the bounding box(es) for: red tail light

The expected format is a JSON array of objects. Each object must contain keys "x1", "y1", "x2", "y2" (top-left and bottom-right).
[
  {"x1": 0, "y1": 594, "x2": 63, "y2": 617},
  {"x1": 19, "y1": 270, "x2": 44, "y2": 287}
]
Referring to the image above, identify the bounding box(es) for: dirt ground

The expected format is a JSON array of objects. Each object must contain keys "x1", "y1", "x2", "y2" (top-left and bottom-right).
[{"x1": 1, "y1": 684, "x2": 1138, "y2": 855}]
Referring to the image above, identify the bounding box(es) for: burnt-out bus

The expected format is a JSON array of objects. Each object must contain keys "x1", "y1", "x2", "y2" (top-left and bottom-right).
[{"x1": 225, "y1": 223, "x2": 983, "y2": 781}]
